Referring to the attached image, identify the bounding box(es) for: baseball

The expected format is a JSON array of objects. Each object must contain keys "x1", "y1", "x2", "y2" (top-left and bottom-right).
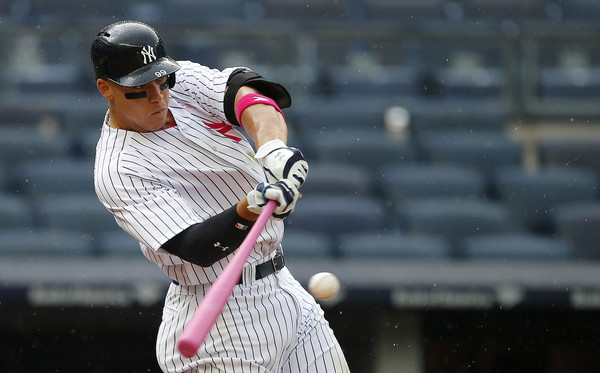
[{"x1": 308, "y1": 272, "x2": 340, "y2": 300}]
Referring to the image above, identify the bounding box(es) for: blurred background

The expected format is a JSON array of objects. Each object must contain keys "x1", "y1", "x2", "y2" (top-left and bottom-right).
[{"x1": 1, "y1": 0, "x2": 600, "y2": 372}]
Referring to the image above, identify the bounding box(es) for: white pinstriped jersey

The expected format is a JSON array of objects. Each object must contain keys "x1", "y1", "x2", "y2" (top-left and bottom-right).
[{"x1": 94, "y1": 60, "x2": 285, "y2": 285}]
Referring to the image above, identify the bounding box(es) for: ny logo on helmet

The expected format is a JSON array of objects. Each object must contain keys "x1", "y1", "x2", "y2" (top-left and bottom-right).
[{"x1": 141, "y1": 45, "x2": 157, "y2": 64}]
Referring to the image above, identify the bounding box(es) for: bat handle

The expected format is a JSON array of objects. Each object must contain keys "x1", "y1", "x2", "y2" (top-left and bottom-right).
[{"x1": 177, "y1": 200, "x2": 276, "y2": 358}]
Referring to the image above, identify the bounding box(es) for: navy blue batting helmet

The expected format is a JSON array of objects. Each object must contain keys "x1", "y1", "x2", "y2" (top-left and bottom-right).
[{"x1": 91, "y1": 21, "x2": 180, "y2": 87}]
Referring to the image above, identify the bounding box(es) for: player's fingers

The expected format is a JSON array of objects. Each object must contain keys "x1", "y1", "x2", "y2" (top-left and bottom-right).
[{"x1": 262, "y1": 187, "x2": 282, "y2": 203}]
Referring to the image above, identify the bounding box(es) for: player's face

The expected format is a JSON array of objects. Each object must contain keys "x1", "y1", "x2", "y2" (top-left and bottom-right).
[{"x1": 103, "y1": 77, "x2": 171, "y2": 132}]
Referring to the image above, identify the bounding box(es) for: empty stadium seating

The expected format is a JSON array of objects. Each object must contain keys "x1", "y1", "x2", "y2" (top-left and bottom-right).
[
  {"x1": 94, "y1": 229, "x2": 142, "y2": 257},
  {"x1": 1, "y1": 0, "x2": 599, "y2": 268},
  {"x1": 338, "y1": 230, "x2": 451, "y2": 259},
  {"x1": 0, "y1": 126, "x2": 72, "y2": 174},
  {"x1": 0, "y1": 195, "x2": 33, "y2": 230},
  {"x1": 0, "y1": 164, "x2": 8, "y2": 194},
  {"x1": 538, "y1": 139, "x2": 600, "y2": 176},
  {"x1": 301, "y1": 161, "x2": 375, "y2": 197},
  {"x1": 35, "y1": 193, "x2": 118, "y2": 239},
  {"x1": 281, "y1": 229, "x2": 335, "y2": 260},
  {"x1": 284, "y1": 194, "x2": 390, "y2": 255},
  {"x1": 396, "y1": 198, "x2": 522, "y2": 258},
  {"x1": 13, "y1": 157, "x2": 95, "y2": 200},
  {"x1": 553, "y1": 202, "x2": 600, "y2": 260},
  {"x1": 3, "y1": 6, "x2": 600, "y2": 373},
  {"x1": 492, "y1": 166, "x2": 599, "y2": 233},
  {"x1": 0, "y1": 228, "x2": 93, "y2": 257},
  {"x1": 302, "y1": 129, "x2": 418, "y2": 170},
  {"x1": 377, "y1": 163, "x2": 487, "y2": 209},
  {"x1": 461, "y1": 232, "x2": 572, "y2": 261},
  {"x1": 419, "y1": 131, "x2": 523, "y2": 175}
]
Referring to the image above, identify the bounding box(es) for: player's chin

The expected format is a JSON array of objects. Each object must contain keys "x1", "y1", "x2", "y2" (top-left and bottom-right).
[{"x1": 146, "y1": 112, "x2": 168, "y2": 129}]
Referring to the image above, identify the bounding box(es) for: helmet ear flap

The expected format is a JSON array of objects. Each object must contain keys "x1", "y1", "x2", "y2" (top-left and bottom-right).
[{"x1": 168, "y1": 73, "x2": 176, "y2": 88}]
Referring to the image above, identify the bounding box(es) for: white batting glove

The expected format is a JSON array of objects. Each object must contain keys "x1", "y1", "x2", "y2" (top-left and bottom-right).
[
  {"x1": 247, "y1": 179, "x2": 299, "y2": 220},
  {"x1": 255, "y1": 139, "x2": 309, "y2": 189}
]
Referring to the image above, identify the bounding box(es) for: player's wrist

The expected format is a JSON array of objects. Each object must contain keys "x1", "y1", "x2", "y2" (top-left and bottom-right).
[{"x1": 237, "y1": 199, "x2": 260, "y2": 221}]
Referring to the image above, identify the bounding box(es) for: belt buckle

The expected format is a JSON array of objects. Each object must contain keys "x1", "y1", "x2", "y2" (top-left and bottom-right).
[{"x1": 272, "y1": 251, "x2": 283, "y2": 274}]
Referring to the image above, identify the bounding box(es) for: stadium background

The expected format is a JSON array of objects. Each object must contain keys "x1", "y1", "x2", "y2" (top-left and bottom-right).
[{"x1": 1, "y1": 0, "x2": 600, "y2": 371}]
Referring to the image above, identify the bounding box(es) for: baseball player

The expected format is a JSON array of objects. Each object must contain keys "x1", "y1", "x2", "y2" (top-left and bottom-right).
[{"x1": 91, "y1": 21, "x2": 349, "y2": 372}]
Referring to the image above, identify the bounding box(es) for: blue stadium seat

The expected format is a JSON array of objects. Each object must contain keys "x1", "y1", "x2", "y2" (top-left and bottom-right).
[
  {"x1": 288, "y1": 97, "x2": 390, "y2": 134},
  {"x1": 396, "y1": 197, "x2": 521, "y2": 258},
  {"x1": 461, "y1": 232, "x2": 572, "y2": 261},
  {"x1": 451, "y1": 0, "x2": 554, "y2": 22},
  {"x1": 533, "y1": 40, "x2": 600, "y2": 101},
  {"x1": 257, "y1": 0, "x2": 347, "y2": 21},
  {"x1": 0, "y1": 195, "x2": 32, "y2": 230},
  {"x1": 338, "y1": 230, "x2": 450, "y2": 260},
  {"x1": 303, "y1": 129, "x2": 417, "y2": 169},
  {"x1": 94, "y1": 229, "x2": 142, "y2": 257},
  {"x1": 327, "y1": 66, "x2": 418, "y2": 98},
  {"x1": 436, "y1": 67, "x2": 505, "y2": 98},
  {"x1": 492, "y1": 166, "x2": 599, "y2": 233},
  {"x1": 301, "y1": 162, "x2": 375, "y2": 197},
  {"x1": 71, "y1": 126, "x2": 103, "y2": 159},
  {"x1": 13, "y1": 157, "x2": 95, "y2": 200},
  {"x1": 0, "y1": 228, "x2": 93, "y2": 257},
  {"x1": 281, "y1": 229, "x2": 334, "y2": 261},
  {"x1": 561, "y1": 0, "x2": 600, "y2": 22},
  {"x1": 415, "y1": 40, "x2": 506, "y2": 98},
  {"x1": 61, "y1": 104, "x2": 107, "y2": 135},
  {"x1": 538, "y1": 139, "x2": 600, "y2": 177},
  {"x1": 538, "y1": 68, "x2": 600, "y2": 99},
  {"x1": 36, "y1": 193, "x2": 118, "y2": 238},
  {"x1": 408, "y1": 99, "x2": 509, "y2": 137},
  {"x1": 11, "y1": 0, "x2": 116, "y2": 25},
  {"x1": 361, "y1": 0, "x2": 445, "y2": 21},
  {"x1": 0, "y1": 164, "x2": 8, "y2": 193},
  {"x1": 377, "y1": 164, "x2": 487, "y2": 208},
  {"x1": 0, "y1": 126, "x2": 71, "y2": 174},
  {"x1": 419, "y1": 131, "x2": 522, "y2": 174},
  {"x1": 553, "y1": 202, "x2": 600, "y2": 260},
  {"x1": 284, "y1": 195, "x2": 389, "y2": 253}
]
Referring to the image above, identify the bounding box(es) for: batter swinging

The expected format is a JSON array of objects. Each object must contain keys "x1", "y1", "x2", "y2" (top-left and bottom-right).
[{"x1": 91, "y1": 20, "x2": 349, "y2": 372}]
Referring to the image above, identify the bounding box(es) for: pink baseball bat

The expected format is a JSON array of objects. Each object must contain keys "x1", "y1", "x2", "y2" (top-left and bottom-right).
[{"x1": 177, "y1": 200, "x2": 277, "y2": 358}]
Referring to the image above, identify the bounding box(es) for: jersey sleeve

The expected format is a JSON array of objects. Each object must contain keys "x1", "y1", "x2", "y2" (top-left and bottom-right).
[
  {"x1": 170, "y1": 61, "x2": 249, "y2": 125},
  {"x1": 111, "y1": 184, "x2": 203, "y2": 252},
  {"x1": 95, "y1": 154, "x2": 203, "y2": 252}
]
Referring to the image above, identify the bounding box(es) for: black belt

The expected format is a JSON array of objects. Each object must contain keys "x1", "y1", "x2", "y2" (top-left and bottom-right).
[{"x1": 172, "y1": 252, "x2": 285, "y2": 286}]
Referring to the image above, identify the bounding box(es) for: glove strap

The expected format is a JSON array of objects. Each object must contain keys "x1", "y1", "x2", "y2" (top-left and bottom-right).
[{"x1": 254, "y1": 139, "x2": 287, "y2": 159}]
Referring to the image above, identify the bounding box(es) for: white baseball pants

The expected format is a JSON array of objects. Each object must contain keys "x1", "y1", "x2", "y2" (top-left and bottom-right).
[{"x1": 156, "y1": 267, "x2": 350, "y2": 372}]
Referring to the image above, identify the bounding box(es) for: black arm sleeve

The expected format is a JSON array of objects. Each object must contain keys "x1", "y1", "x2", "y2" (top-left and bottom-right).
[{"x1": 161, "y1": 205, "x2": 256, "y2": 267}]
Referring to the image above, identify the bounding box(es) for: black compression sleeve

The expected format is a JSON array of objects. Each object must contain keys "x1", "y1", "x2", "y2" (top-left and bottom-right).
[{"x1": 161, "y1": 205, "x2": 256, "y2": 267}]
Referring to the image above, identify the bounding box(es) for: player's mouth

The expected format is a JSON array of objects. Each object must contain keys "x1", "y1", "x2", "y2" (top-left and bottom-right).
[{"x1": 152, "y1": 108, "x2": 167, "y2": 116}]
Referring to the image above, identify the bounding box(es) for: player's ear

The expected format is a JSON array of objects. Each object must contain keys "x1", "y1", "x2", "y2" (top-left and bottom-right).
[{"x1": 97, "y1": 79, "x2": 114, "y2": 100}]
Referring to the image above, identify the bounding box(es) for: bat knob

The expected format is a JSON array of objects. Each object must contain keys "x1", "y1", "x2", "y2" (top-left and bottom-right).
[{"x1": 178, "y1": 339, "x2": 197, "y2": 358}]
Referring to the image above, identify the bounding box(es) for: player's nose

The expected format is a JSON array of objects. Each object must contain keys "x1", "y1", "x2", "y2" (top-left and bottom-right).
[{"x1": 147, "y1": 81, "x2": 165, "y2": 102}]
